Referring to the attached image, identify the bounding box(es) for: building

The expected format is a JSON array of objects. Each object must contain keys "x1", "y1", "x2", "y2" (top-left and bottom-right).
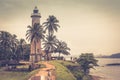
[{"x1": 29, "y1": 6, "x2": 42, "y2": 62}]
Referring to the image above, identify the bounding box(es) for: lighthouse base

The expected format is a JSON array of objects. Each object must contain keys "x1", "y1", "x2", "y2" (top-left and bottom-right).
[{"x1": 29, "y1": 54, "x2": 41, "y2": 63}]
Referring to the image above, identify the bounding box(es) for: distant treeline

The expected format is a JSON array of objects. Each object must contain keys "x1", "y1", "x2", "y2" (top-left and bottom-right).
[{"x1": 97, "y1": 53, "x2": 120, "y2": 58}]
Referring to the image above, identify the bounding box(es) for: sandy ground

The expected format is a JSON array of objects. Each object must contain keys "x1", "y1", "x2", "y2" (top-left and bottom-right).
[{"x1": 29, "y1": 61, "x2": 56, "y2": 80}]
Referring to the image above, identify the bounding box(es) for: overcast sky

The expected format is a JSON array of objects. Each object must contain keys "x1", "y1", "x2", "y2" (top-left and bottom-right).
[{"x1": 0, "y1": 0, "x2": 120, "y2": 56}]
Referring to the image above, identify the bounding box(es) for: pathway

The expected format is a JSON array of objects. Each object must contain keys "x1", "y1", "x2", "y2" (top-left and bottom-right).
[{"x1": 29, "y1": 61, "x2": 56, "y2": 80}]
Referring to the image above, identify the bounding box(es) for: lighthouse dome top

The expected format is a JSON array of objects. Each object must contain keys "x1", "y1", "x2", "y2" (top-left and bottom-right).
[
  {"x1": 31, "y1": 6, "x2": 41, "y2": 18},
  {"x1": 33, "y1": 6, "x2": 39, "y2": 13}
]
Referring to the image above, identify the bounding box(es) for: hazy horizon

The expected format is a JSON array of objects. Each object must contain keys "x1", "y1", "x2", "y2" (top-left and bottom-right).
[{"x1": 0, "y1": 0, "x2": 120, "y2": 56}]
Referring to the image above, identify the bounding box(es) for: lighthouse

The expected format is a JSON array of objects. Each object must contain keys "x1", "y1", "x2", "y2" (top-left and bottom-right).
[
  {"x1": 29, "y1": 6, "x2": 42, "y2": 62},
  {"x1": 31, "y1": 6, "x2": 41, "y2": 26}
]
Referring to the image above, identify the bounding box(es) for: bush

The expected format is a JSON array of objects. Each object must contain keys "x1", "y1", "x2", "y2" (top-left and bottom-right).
[
  {"x1": 69, "y1": 66, "x2": 84, "y2": 80},
  {"x1": 0, "y1": 60, "x2": 9, "y2": 67},
  {"x1": 72, "y1": 70, "x2": 83, "y2": 80}
]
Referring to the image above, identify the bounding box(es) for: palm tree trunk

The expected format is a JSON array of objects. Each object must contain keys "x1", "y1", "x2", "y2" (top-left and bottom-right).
[
  {"x1": 47, "y1": 53, "x2": 49, "y2": 61},
  {"x1": 22, "y1": 51, "x2": 24, "y2": 60},
  {"x1": 58, "y1": 53, "x2": 61, "y2": 60},
  {"x1": 21, "y1": 49, "x2": 24, "y2": 60},
  {"x1": 21, "y1": 45, "x2": 24, "y2": 61},
  {"x1": 48, "y1": 31, "x2": 50, "y2": 36}
]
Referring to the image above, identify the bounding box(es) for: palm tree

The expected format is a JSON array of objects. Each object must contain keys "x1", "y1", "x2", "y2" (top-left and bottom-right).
[
  {"x1": 43, "y1": 34, "x2": 57, "y2": 60},
  {"x1": 19, "y1": 39, "x2": 26, "y2": 60},
  {"x1": 42, "y1": 15, "x2": 60, "y2": 36},
  {"x1": 55, "y1": 40, "x2": 70, "y2": 59},
  {"x1": 26, "y1": 23, "x2": 44, "y2": 62},
  {"x1": 42, "y1": 15, "x2": 60, "y2": 60}
]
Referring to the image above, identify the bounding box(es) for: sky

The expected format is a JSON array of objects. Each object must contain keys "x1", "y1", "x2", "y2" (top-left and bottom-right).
[{"x1": 0, "y1": 0, "x2": 120, "y2": 56}]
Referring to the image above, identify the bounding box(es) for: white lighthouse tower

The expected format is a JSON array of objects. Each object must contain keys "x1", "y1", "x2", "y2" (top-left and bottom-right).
[{"x1": 29, "y1": 6, "x2": 42, "y2": 62}]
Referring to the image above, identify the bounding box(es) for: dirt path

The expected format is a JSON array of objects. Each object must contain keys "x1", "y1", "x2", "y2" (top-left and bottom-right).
[{"x1": 29, "y1": 61, "x2": 56, "y2": 80}]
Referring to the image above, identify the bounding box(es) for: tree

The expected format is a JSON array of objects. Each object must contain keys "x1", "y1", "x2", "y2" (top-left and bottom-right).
[
  {"x1": 55, "y1": 40, "x2": 70, "y2": 59},
  {"x1": 26, "y1": 23, "x2": 44, "y2": 62},
  {"x1": 0, "y1": 31, "x2": 20, "y2": 62},
  {"x1": 18, "y1": 39, "x2": 26, "y2": 60},
  {"x1": 0, "y1": 31, "x2": 13, "y2": 60},
  {"x1": 77, "y1": 53, "x2": 98, "y2": 75},
  {"x1": 42, "y1": 15, "x2": 60, "y2": 36},
  {"x1": 10, "y1": 34, "x2": 19, "y2": 61},
  {"x1": 43, "y1": 34, "x2": 57, "y2": 60},
  {"x1": 23, "y1": 44, "x2": 30, "y2": 61},
  {"x1": 42, "y1": 15, "x2": 60, "y2": 60}
]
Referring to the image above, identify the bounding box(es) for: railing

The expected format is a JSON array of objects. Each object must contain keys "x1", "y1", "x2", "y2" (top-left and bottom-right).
[{"x1": 31, "y1": 13, "x2": 41, "y2": 16}]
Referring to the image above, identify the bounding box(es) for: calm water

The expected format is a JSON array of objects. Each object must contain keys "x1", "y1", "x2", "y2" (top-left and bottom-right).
[{"x1": 90, "y1": 58, "x2": 120, "y2": 80}]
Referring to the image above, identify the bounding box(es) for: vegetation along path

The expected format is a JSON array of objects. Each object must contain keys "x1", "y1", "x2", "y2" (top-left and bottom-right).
[{"x1": 29, "y1": 61, "x2": 56, "y2": 80}]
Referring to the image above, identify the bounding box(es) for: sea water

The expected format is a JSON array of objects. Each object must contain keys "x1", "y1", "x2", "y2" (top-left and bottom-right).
[{"x1": 90, "y1": 58, "x2": 120, "y2": 80}]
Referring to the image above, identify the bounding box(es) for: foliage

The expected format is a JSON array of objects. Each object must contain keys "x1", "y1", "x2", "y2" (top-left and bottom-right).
[
  {"x1": 16, "y1": 44, "x2": 30, "y2": 61},
  {"x1": 55, "y1": 40, "x2": 70, "y2": 58},
  {"x1": 26, "y1": 23, "x2": 44, "y2": 43},
  {"x1": 42, "y1": 15, "x2": 60, "y2": 60},
  {"x1": 43, "y1": 34, "x2": 57, "y2": 60},
  {"x1": 0, "y1": 31, "x2": 18, "y2": 60},
  {"x1": 22, "y1": 44, "x2": 30, "y2": 61},
  {"x1": 18, "y1": 39, "x2": 26, "y2": 60},
  {"x1": 0, "y1": 31, "x2": 30, "y2": 63},
  {"x1": 77, "y1": 53, "x2": 98, "y2": 75},
  {"x1": 43, "y1": 35, "x2": 57, "y2": 53},
  {"x1": 42, "y1": 15, "x2": 60, "y2": 36}
]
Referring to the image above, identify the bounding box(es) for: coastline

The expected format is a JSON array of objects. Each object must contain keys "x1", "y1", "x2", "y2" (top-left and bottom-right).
[
  {"x1": 91, "y1": 75, "x2": 101, "y2": 80},
  {"x1": 90, "y1": 58, "x2": 120, "y2": 80},
  {"x1": 91, "y1": 75, "x2": 109, "y2": 80}
]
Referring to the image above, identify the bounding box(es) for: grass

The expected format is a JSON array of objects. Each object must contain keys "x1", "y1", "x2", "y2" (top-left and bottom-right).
[
  {"x1": 50, "y1": 60, "x2": 90, "y2": 80},
  {"x1": 0, "y1": 62, "x2": 45, "y2": 80},
  {"x1": 0, "y1": 68, "x2": 28, "y2": 80},
  {"x1": 50, "y1": 60, "x2": 76, "y2": 80},
  {"x1": 57, "y1": 60, "x2": 92, "y2": 80},
  {"x1": 56, "y1": 60, "x2": 79, "y2": 67}
]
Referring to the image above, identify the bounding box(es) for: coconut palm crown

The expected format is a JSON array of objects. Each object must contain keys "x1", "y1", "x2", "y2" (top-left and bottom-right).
[
  {"x1": 43, "y1": 34, "x2": 58, "y2": 60},
  {"x1": 26, "y1": 23, "x2": 44, "y2": 62},
  {"x1": 55, "y1": 40, "x2": 71, "y2": 58},
  {"x1": 42, "y1": 15, "x2": 60, "y2": 36},
  {"x1": 26, "y1": 23, "x2": 44, "y2": 43}
]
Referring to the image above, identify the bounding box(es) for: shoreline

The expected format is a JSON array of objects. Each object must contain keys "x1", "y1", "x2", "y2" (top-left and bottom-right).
[
  {"x1": 91, "y1": 75, "x2": 101, "y2": 80},
  {"x1": 92, "y1": 75, "x2": 113, "y2": 80}
]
